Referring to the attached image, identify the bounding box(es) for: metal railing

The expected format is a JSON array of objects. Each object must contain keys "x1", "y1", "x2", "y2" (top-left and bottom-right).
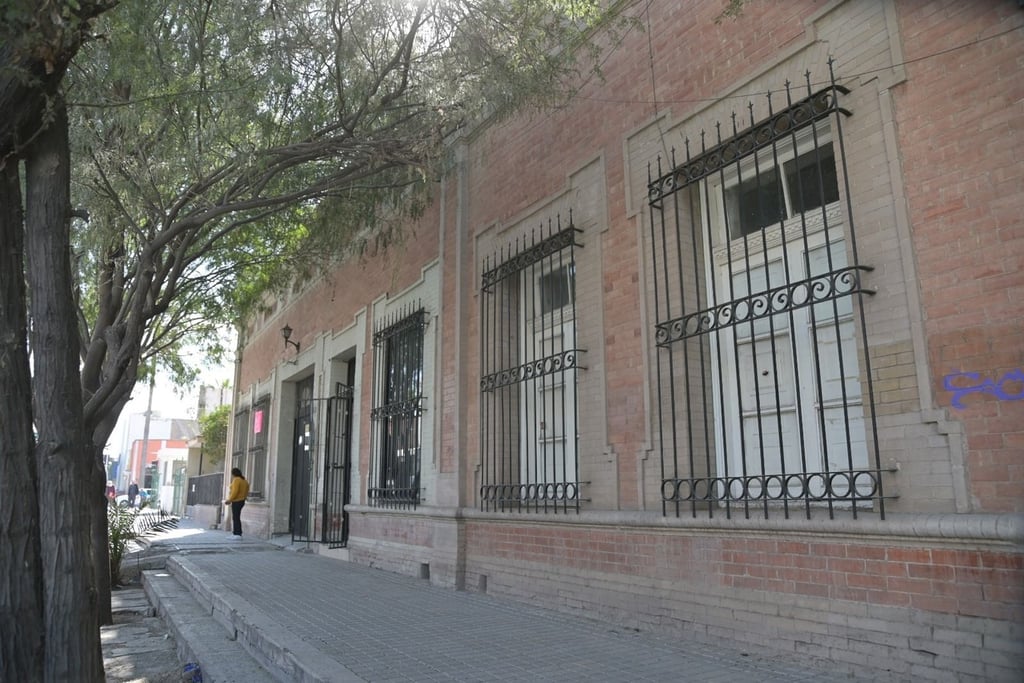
[
  {"x1": 186, "y1": 472, "x2": 224, "y2": 506},
  {"x1": 133, "y1": 508, "x2": 177, "y2": 535}
]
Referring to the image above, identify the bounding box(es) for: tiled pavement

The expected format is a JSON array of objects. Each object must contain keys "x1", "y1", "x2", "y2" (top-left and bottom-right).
[{"x1": 137, "y1": 520, "x2": 877, "y2": 682}]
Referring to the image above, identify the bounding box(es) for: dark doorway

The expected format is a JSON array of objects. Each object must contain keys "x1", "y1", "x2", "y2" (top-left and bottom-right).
[{"x1": 290, "y1": 377, "x2": 315, "y2": 539}]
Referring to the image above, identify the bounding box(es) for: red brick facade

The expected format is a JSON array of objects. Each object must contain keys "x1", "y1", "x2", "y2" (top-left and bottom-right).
[
  {"x1": 232, "y1": 2, "x2": 1024, "y2": 679},
  {"x1": 892, "y1": 0, "x2": 1024, "y2": 511}
]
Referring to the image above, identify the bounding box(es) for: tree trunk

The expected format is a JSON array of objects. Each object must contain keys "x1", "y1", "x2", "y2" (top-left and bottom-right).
[
  {"x1": 0, "y1": 149, "x2": 45, "y2": 682},
  {"x1": 92, "y1": 443, "x2": 113, "y2": 624},
  {"x1": 25, "y1": 100, "x2": 104, "y2": 682},
  {"x1": 0, "y1": 2, "x2": 117, "y2": 157},
  {"x1": 0, "y1": 43, "x2": 60, "y2": 158}
]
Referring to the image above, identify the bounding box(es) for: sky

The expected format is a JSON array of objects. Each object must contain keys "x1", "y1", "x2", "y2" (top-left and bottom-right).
[{"x1": 104, "y1": 332, "x2": 236, "y2": 463}]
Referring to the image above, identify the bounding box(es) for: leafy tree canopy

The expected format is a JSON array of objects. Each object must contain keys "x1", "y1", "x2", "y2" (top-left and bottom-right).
[
  {"x1": 66, "y1": 0, "x2": 630, "y2": 442},
  {"x1": 199, "y1": 403, "x2": 229, "y2": 467},
  {"x1": 4, "y1": 1, "x2": 639, "y2": 673}
]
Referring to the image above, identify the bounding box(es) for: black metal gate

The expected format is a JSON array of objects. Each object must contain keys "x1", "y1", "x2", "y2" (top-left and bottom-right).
[{"x1": 322, "y1": 383, "x2": 353, "y2": 548}]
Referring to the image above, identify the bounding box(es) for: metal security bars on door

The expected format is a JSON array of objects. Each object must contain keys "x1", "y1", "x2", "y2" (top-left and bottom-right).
[
  {"x1": 479, "y1": 215, "x2": 583, "y2": 513},
  {"x1": 646, "y1": 64, "x2": 885, "y2": 520},
  {"x1": 369, "y1": 305, "x2": 426, "y2": 509},
  {"x1": 290, "y1": 381, "x2": 354, "y2": 546}
]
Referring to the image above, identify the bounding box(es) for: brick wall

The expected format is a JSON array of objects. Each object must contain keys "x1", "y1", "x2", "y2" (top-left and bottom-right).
[
  {"x1": 463, "y1": 516, "x2": 1024, "y2": 681},
  {"x1": 346, "y1": 508, "x2": 461, "y2": 589},
  {"x1": 237, "y1": 198, "x2": 442, "y2": 391},
  {"x1": 892, "y1": 0, "x2": 1024, "y2": 512},
  {"x1": 238, "y1": 1, "x2": 1024, "y2": 678}
]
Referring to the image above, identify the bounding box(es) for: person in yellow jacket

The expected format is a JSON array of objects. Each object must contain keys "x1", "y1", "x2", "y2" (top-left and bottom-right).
[{"x1": 224, "y1": 468, "x2": 250, "y2": 539}]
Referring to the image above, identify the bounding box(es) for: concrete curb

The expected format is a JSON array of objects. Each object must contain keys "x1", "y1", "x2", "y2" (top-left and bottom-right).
[
  {"x1": 167, "y1": 555, "x2": 364, "y2": 683},
  {"x1": 144, "y1": 569, "x2": 277, "y2": 683}
]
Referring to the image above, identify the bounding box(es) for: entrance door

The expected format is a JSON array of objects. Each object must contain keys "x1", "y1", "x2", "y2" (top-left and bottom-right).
[{"x1": 290, "y1": 377, "x2": 315, "y2": 539}]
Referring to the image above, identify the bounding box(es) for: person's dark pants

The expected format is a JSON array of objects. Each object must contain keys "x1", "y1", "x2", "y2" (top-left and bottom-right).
[{"x1": 230, "y1": 500, "x2": 245, "y2": 536}]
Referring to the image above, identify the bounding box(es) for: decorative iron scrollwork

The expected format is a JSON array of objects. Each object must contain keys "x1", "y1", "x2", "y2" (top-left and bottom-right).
[
  {"x1": 369, "y1": 398, "x2": 423, "y2": 420},
  {"x1": 480, "y1": 481, "x2": 581, "y2": 505},
  {"x1": 655, "y1": 265, "x2": 873, "y2": 346},
  {"x1": 481, "y1": 224, "x2": 581, "y2": 292},
  {"x1": 661, "y1": 469, "x2": 882, "y2": 506},
  {"x1": 480, "y1": 349, "x2": 581, "y2": 392},
  {"x1": 648, "y1": 85, "x2": 851, "y2": 205}
]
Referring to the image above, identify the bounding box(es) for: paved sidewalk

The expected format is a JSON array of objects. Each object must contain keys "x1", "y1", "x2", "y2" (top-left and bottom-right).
[
  {"x1": 103, "y1": 586, "x2": 182, "y2": 682},
  {"x1": 135, "y1": 519, "x2": 875, "y2": 683}
]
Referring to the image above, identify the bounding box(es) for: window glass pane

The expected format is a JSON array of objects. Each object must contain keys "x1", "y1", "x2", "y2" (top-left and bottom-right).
[
  {"x1": 785, "y1": 142, "x2": 839, "y2": 215},
  {"x1": 724, "y1": 165, "x2": 785, "y2": 239},
  {"x1": 385, "y1": 326, "x2": 421, "y2": 403},
  {"x1": 539, "y1": 264, "x2": 575, "y2": 316}
]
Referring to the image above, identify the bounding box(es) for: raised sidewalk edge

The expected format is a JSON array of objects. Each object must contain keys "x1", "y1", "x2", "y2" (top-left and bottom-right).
[
  {"x1": 163, "y1": 555, "x2": 364, "y2": 683},
  {"x1": 144, "y1": 569, "x2": 278, "y2": 683}
]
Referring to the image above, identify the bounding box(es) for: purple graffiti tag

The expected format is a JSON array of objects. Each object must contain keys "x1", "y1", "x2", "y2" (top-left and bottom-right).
[{"x1": 943, "y1": 369, "x2": 1024, "y2": 409}]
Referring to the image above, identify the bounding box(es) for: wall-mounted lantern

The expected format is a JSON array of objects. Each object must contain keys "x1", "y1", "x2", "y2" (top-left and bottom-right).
[{"x1": 281, "y1": 324, "x2": 300, "y2": 353}]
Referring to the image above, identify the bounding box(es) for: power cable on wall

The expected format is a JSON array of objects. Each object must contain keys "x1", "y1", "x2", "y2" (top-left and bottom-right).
[
  {"x1": 575, "y1": 21, "x2": 1023, "y2": 107},
  {"x1": 641, "y1": 0, "x2": 673, "y2": 164}
]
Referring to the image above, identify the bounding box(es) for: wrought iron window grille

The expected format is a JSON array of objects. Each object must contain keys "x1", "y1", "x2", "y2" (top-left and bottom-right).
[
  {"x1": 479, "y1": 214, "x2": 587, "y2": 513},
  {"x1": 369, "y1": 304, "x2": 427, "y2": 509},
  {"x1": 247, "y1": 398, "x2": 269, "y2": 499},
  {"x1": 646, "y1": 62, "x2": 890, "y2": 520},
  {"x1": 231, "y1": 408, "x2": 250, "y2": 477}
]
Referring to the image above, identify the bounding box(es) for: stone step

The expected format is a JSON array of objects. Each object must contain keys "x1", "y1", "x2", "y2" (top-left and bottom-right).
[
  {"x1": 161, "y1": 555, "x2": 363, "y2": 682},
  {"x1": 143, "y1": 570, "x2": 278, "y2": 683},
  {"x1": 103, "y1": 586, "x2": 181, "y2": 682}
]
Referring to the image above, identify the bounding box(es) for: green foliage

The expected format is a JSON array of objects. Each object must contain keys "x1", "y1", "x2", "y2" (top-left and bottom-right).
[
  {"x1": 715, "y1": 0, "x2": 751, "y2": 24},
  {"x1": 199, "y1": 403, "x2": 230, "y2": 468},
  {"x1": 107, "y1": 502, "x2": 138, "y2": 586},
  {"x1": 57, "y1": 0, "x2": 631, "y2": 429}
]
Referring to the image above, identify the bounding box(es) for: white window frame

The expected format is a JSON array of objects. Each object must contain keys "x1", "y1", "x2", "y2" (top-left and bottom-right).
[{"x1": 701, "y1": 124, "x2": 869, "y2": 499}]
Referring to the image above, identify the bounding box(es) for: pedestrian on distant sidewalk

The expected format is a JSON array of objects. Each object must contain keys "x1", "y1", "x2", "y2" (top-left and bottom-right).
[
  {"x1": 224, "y1": 468, "x2": 250, "y2": 539},
  {"x1": 127, "y1": 481, "x2": 139, "y2": 508}
]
